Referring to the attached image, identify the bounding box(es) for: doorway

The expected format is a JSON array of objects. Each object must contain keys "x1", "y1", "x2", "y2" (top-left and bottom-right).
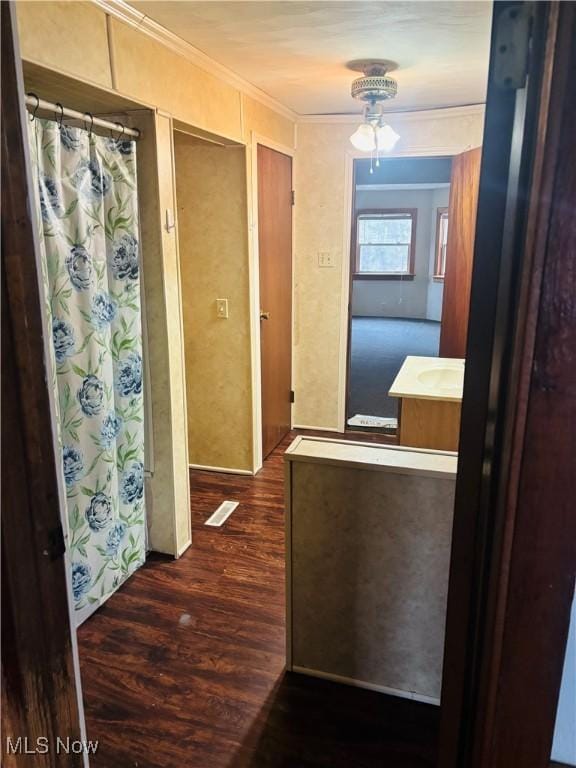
[
  {"x1": 257, "y1": 144, "x2": 293, "y2": 459},
  {"x1": 173, "y1": 129, "x2": 254, "y2": 474},
  {"x1": 345, "y1": 156, "x2": 452, "y2": 433},
  {"x1": 344, "y1": 149, "x2": 482, "y2": 437}
]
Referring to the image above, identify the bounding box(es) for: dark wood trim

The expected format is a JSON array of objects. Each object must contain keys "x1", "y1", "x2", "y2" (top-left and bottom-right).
[
  {"x1": 353, "y1": 273, "x2": 415, "y2": 281},
  {"x1": 353, "y1": 207, "x2": 418, "y2": 278},
  {"x1": 439, "y1": 2, "x2": 575, "y2": 767},
  {"x1": 1, "y1": 3, "x2": 84, "y2": 764},
  {"x1": 469, "y1": 3, "x2": 576, "y2": 765}
]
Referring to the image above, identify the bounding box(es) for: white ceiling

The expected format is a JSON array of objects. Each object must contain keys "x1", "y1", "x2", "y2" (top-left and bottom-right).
[{"x1": 129, "y1": 1, "x2": 492, "y2": 115}]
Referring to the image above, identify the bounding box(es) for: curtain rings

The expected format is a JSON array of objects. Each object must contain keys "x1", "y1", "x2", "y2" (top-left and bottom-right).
[
  {"x1": 55, "y1": 102, "x2": 64, "y2": 130},
  {"x1": 84, "y1": 112, "x2": 94, "y2": 138},
  {"x1": 112, "y1": 122, "x2": 125, "y2": 143},
  {"x1": 27, "y1": 92, "x2": 40, "y2": 122}
]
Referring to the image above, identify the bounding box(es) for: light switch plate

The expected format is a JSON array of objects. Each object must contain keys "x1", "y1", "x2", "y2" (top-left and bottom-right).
[
  {"x1": 318, "y1": 251, "x2": 335, "y2": 268},
  {"x1": 216, "y1": 298, "x2": 229, "y2": 319}
]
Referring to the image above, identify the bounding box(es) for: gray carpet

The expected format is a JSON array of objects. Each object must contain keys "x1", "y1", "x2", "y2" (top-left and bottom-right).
[{"x1": 347, "y1": 317, "x2": 441, "y2": 420}]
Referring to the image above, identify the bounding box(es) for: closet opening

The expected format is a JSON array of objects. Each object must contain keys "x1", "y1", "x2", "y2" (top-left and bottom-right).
[{"x1": 172, "y1": 127, "x2": 252, "y2": 475}]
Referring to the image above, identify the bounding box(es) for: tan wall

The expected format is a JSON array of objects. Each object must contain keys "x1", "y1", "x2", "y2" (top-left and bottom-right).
[
  {"x1": 15, "y1": 2, "x2": 296, "y2": 148},
  {"x1": 16, "y1": 0, "x2": 296, "y2": 476},
  {"x1": 110, "y1": 20, "x2": 243, "y2": 143},
  {"x1": 16, "y1": 3, "x2": 482, "y2": 443},
  {"x1": 293, "y1": 109, "x2": 485, "y2": 430},
  {"x1": 174, "y1": 135, "x2": 252, "y2": 471},
  {"x1": 17, "y1": 1, "x2": 113, "y2": 89}
]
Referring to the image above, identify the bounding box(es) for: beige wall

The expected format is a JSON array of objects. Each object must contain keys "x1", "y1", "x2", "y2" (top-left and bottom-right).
[
  {"x1": 16, "y1": 2, "x2": 296, "y2": 148},
  {"x1": 17, "y1": 1, "x2": 113, "y2": 88},
  {"x1": 16, "y1": 1, "x2": 297, "y2": 484},
  {"x1": 17, "y1": 2, "x2": 483, "y2": 445},
  {"x1": 293, "y1": 109, "x2": 484, "y2": 430},
  {"x1": 174, "y1": 135, "x2": 252, "y2": 471},
  {"x1": 110, "y1": 20, "x2": 243, "y2": 143}
]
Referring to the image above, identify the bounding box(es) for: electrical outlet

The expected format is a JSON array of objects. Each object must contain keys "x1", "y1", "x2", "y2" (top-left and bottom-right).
[
  {"x1": 216, "y1": 298, "x2": 229, "y2": 319},
  {"x1": 318, "y1": 251, "x2": 335, "y2": 268}
]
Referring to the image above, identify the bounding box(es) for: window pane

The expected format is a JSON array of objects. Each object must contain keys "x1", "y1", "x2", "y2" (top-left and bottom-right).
[
  {"x1": 441, "y1": 214, "x2": 449, "y2": 247},
  {"x1": 358, "y1": 245, "x2": 410, "y2": 273},
  {"x1": 358, "y1": 217, "x2": 412, "y2": 245},
  {"x1": 435, "y1": 210, "x2": 449, "y2": 277}
]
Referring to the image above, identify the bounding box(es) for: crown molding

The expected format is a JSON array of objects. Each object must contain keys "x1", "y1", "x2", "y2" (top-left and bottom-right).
[
  {"x1": 91, "y1": 1, "x2": 484, "y2": 128},
  {"x1": 92, "y1": 0, "x2": 298, "y2": 123},
  {"x1": 297, "y1": 103, "x2": 486, "y2": 124}
]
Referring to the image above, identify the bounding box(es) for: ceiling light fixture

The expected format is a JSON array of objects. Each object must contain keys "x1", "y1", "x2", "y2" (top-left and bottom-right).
[{"x1": 348, "y1": 60, "x2": 400, "y2": 171}]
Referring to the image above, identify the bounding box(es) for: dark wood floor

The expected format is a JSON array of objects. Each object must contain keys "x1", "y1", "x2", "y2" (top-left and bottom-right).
[{"x1": 77, "y1": 431, "x2": 438, "y2": 767}]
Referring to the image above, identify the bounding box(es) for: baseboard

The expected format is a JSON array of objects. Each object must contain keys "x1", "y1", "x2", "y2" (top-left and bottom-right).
[
  {"x1": 291, "y1": 665, "x2": 440, "y2": 706},
  {"x1": 176, "y1": 538, "x2": 192, "y2": 558},
  {"x1": 292, "y1": 424, "x2": 342, "y2": 433},
  {"x1": 188, "y1": 463, "x2": 254, "y2": 476}
]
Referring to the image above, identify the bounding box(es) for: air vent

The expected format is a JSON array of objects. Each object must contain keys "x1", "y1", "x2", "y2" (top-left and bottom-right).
[{"x1": 205, "y1": 500, "x2": 239, "y2": 527}]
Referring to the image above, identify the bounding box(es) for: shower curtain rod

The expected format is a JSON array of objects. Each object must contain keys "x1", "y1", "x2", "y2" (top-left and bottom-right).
[{"x1": 25, "y1": 94, "x2": 140, "y2": 139}]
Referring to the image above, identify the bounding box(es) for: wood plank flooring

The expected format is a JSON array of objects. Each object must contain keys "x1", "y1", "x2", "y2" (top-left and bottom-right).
[{"x1": 77, "y1": 431, "x2": 438, "y2": 767}]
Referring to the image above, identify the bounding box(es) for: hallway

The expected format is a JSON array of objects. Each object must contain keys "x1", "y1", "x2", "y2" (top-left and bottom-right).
[{"x1": 77, "y1": 432, "x2": 438, "y2": 767}]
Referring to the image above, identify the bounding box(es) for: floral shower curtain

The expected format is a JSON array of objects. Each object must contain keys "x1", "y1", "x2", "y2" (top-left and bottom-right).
[{"x1": 27, "y1": 117, "x2": 146, "y2": 625}]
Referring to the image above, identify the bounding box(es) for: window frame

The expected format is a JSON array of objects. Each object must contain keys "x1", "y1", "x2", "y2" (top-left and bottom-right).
[
  {"x1": 353, "y1": 208, "x2": 418, "y2": 280},
  {"x1": 434, "y1": 206, "x2": 449, "y2": 280}
]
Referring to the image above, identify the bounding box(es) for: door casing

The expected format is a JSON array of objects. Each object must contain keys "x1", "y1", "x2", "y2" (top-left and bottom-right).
[{"x1": 338, "y1": 139, "x2": 481, "y2": 434}]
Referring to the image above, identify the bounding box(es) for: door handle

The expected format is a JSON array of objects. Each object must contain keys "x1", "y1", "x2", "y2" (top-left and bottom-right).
[{"x1": 260, "y1": 311, "x2": 270, "y2": 320}]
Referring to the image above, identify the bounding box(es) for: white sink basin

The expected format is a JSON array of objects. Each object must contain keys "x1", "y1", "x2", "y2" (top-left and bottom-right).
[
  {"x1": 417, "y1": 367, "x2": 463, "y2": 391},
  {"x1": 388, "y1": 356, "x2": 465, "y2": 402}
]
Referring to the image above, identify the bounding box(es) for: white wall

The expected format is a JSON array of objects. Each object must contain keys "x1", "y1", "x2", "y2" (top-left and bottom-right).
[
  {"x1": 426, "y1": 187, "x2": 449, "y2": 321},
  {"x1": 552, "y1": 588, "x2": 576, "y2": 765},
  {"x1": 351, "y1": 187, "x2": 448, "y2": 320}
]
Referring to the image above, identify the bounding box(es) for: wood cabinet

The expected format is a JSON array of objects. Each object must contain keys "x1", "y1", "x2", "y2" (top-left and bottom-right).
[{"x1": 398, "y1": 397, "x2": 461, "y2": 452}]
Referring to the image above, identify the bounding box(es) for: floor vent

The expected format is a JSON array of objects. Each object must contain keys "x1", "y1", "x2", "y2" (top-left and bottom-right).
[{"x1": 205, "y1": 500, "x2": 239, "y2": 527}]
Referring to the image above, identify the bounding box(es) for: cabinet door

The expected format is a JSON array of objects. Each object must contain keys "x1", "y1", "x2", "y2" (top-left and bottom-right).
[{"x1": 439, "y1": 147, "x2": 482, "y2": 358}]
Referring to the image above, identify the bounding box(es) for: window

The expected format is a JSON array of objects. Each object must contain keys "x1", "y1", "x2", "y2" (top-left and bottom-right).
[
  {"x1": 434, "y1": 207, "x2": 449, "y2": 279},
  {"x1": 354, "y1": 209, "x2": 417, "y2": 279}
]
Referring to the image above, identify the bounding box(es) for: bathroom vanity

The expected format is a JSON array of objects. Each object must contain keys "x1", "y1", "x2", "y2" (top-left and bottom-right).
[
  {"x1": 389, "y1": 356, "x2": 465, "y2": 451},
  {"x1": 284, "y1": 435, "x2": 457, "y2": 703}
]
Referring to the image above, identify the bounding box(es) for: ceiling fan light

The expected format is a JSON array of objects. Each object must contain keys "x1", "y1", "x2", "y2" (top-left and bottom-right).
[
  {"x1": 350, "y1": 123, "x2": 376, "y2": 151},
  {"x1": 376, "y1": 123, "x2": 400, "y2": 152}
]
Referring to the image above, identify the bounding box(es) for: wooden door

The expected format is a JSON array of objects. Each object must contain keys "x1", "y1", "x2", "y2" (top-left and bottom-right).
[
  {"x1": 257, "y1": 145, "x2": 293, "y2": 459},
  {"x1": 439, "y1": 147, "x2": 482, "y2": 358},
  {"x1": 1, "y1": 3, "x2": 85, "y2": 762}
]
